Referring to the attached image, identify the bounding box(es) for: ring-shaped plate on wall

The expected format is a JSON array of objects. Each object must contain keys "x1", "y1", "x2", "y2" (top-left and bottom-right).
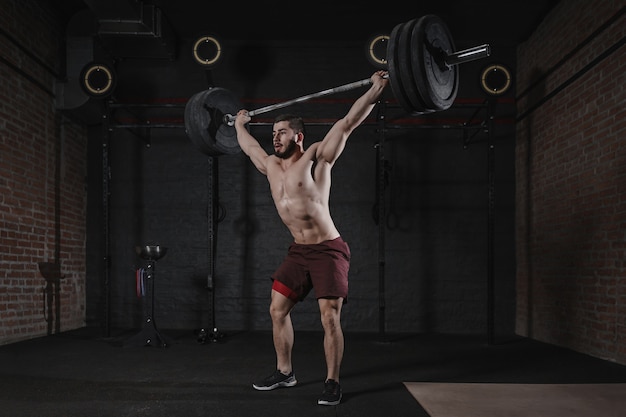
[
  {"x1": 367, "y1": 34, "x2": 389, "y2": 68},
  {"x1": 480, "y1": 64, "x2": 512, "y2": 95},
  {"x1": 193, "y1": 36, "x2": 222, "y2": 67},
  {"x1": 81, "y1": 63, "x2": 115, "y2": 97}
]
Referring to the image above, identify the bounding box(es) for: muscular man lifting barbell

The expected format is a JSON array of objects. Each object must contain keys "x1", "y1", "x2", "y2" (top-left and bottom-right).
[
  {"x1": 233, "y1": 70, "x2": 389, "y2": 406},
  {"x1": 182, "y1": 12, "x2": 491, "y2": 406}
]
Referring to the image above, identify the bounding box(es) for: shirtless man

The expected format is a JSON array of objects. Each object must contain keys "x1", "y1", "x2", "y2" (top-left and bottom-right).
[{"x1": 234, "y1": 70, "x2": 388, "y2": 406}]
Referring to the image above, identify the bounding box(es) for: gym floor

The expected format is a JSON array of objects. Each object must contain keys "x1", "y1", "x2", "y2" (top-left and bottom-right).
[{"x1": 1, "y1": 327, "x2": 625, "y2": 417}]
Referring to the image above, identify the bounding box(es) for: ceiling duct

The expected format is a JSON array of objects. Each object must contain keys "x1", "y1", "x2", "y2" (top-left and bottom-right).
[
  {"x1": 55, "y1": 9, "x2": 97, "y2": 111},
  {"x1": 82, "y1": 0, "x2": 142, "y2": 20},
  {"x1": 83, "y1": 0, "x2": 177, "y2": 59}
]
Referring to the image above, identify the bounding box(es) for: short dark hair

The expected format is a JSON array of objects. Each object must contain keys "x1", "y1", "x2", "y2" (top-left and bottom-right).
[{"x1": 274, "y1": 114, "x2": 305, "y2": 135}]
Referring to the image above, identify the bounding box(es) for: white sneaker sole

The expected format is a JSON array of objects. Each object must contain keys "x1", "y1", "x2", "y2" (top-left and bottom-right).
[{"x1": 253, "y1": 378, "x2": 297, "y2": 391}]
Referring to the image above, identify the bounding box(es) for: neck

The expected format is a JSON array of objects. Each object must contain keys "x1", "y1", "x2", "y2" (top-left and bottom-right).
[{"x1": 278, "y1": 149, "x2": 303, "y2": 168}]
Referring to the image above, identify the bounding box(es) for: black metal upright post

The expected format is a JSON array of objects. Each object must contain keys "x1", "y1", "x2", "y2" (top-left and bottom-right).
[
  {"x1": 376, "y1": 101, "x2": 387, "y2": 342},
  {"x1": 198, "y1": 155, "x2": 223, "y2": 343},
  {"x1": 102, "y1": 107, "x2": 111, "y2": 338},
  {"x1": 487, "y1": 98, "x2": 496, "y2": 345},
  {"x1": 208, "y1": 156, "x2": 218, "y2": 337}
]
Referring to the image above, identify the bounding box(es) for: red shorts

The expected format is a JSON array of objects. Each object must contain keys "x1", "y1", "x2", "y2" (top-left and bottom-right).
[{"x1": 271, "y1": 237, "x2": 350, "y2": 303}]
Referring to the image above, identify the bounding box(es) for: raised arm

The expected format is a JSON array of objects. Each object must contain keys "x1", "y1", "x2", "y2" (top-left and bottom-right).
[
  {"x1": 316, "y1": 70, "x2": 389, "y2": 164},
  {"x1": 234, "y1": 109, "x2": 270, "y2": 175}
]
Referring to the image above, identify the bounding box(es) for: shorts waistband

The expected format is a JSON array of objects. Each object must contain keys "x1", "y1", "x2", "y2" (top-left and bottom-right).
[{"x1": 291, "y1": 236, "x2": 343, "y2": 247}]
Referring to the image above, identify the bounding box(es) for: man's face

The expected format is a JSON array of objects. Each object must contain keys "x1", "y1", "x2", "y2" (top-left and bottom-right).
[{"x1": 272, "y1": 121, "x2": 298, "y2": 159}]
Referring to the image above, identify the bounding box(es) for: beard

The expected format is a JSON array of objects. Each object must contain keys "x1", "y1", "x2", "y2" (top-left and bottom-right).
[{"x1": 274, "y1": 140, "x2": 297, "y2": 159}]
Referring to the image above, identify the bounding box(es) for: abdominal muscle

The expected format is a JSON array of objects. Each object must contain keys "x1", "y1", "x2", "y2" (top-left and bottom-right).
[
  {"x1": 275, "y1": 196, "x2": 339, "y2": 244},
  {"x1": 268, "y1": 158, "x2": 339, "y2": 245}
]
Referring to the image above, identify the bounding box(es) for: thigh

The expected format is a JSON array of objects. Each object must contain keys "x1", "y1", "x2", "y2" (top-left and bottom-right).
[
  {"x1": 271, "y1": 288, "x2": 297, "y2": 315},
  {"x1": 309, "y1": 241, "x2": 350, "y2": 300},
  {"x1": 272, "y1": 257, "x2": 313, "y2": 302}
]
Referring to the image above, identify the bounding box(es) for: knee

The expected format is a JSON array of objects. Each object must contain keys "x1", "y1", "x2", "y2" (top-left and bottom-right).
[
  {"x1": 269, "y1": 302, "x2": 289, "y2": 323},
  {"x1": 320, "y1": 306, "x2": 341, "y2": 330},
  {"x1": 269, "y1": 304, "x2": 281, "y2": 320}
]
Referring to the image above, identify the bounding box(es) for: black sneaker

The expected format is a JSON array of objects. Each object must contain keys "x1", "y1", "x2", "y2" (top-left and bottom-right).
[
  {"x1": 252, "y1": 370, "x2": 297, "y2": 391},
  {"x1": 317, "y1": 379, "x2": 342, "y2": 405}
]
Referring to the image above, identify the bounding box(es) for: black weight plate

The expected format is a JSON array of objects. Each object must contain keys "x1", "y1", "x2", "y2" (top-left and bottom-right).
[
  {"x1": 185, "y1": 90, "x2": 220, "y2": 156},
  {"x1": 202, "y1": 87, "x2": 242, "y2": 155},
  {"x1": 397, "y1": 18, "x2": 433, "y2": 115},
  {"x1": 386, "y1": 21, "x2": 416, "y2": 115},
  {"x1": 411, "y1": 14, "x2": 458, "y2": 111},
  {"x1": 426, "y1": 17, "x2": 458, "y2": 109},
  {"x1": 409, "y1": 16, "x2": 438, "y2": 111},
  {"x1": 184, "y1": 88, "x2": 242, "y2": 156}
]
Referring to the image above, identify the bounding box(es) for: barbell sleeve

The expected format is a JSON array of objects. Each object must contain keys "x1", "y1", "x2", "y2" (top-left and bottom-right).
[{"x1": 444, "y1": 44, "x2": 491, "y2": 66}]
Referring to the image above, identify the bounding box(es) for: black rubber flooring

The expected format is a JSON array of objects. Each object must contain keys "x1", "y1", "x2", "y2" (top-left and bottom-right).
[{"x1": 1, "y1": 327, "x2": 625, "y2": 417}]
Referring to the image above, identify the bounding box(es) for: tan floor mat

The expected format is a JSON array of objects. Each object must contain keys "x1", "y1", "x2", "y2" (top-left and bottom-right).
[{"x1": 403, "y1": 382, "x2": 626, "y2": 417}]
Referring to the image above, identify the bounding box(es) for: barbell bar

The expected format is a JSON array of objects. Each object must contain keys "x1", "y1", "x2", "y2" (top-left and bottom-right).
[
  {"x1": 221, "y1": 40, "x2": 489, "y2": 127},
  {"x1": 223, "y1": 78, "x2": 375, "y2": 126},
  {"x1": 185, "y1": 14, "x2": 491, "y2": 156}
]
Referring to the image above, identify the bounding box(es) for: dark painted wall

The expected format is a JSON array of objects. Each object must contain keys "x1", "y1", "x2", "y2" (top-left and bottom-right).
[{"x1": 85, "y1": 36, "x2": 517, "y2": 337}]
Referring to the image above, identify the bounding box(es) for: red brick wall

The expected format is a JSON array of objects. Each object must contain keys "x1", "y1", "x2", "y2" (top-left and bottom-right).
[
  {"x1": 515, "y1": 0, "x2": 625, "y2": 363},
  {"x1": 0, "y1": 0, "x2": 88, "y2": 344}
]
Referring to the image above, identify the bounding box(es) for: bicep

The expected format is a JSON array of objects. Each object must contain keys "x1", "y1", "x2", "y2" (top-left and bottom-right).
[
  {"x1": 236, "y1": 128, "x2": 270, "y2": 175},
  {"x1": 316, "y1": 119, "x2": 349, "y2": 164},
  {"x1": 245, "y1": 144, "x2": 270, "y2": 175}
]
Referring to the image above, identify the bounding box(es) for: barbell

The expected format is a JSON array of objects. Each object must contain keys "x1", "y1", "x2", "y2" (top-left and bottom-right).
[{"x1": 184, "y1": 14, "x2": 490, "y2": 156}]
